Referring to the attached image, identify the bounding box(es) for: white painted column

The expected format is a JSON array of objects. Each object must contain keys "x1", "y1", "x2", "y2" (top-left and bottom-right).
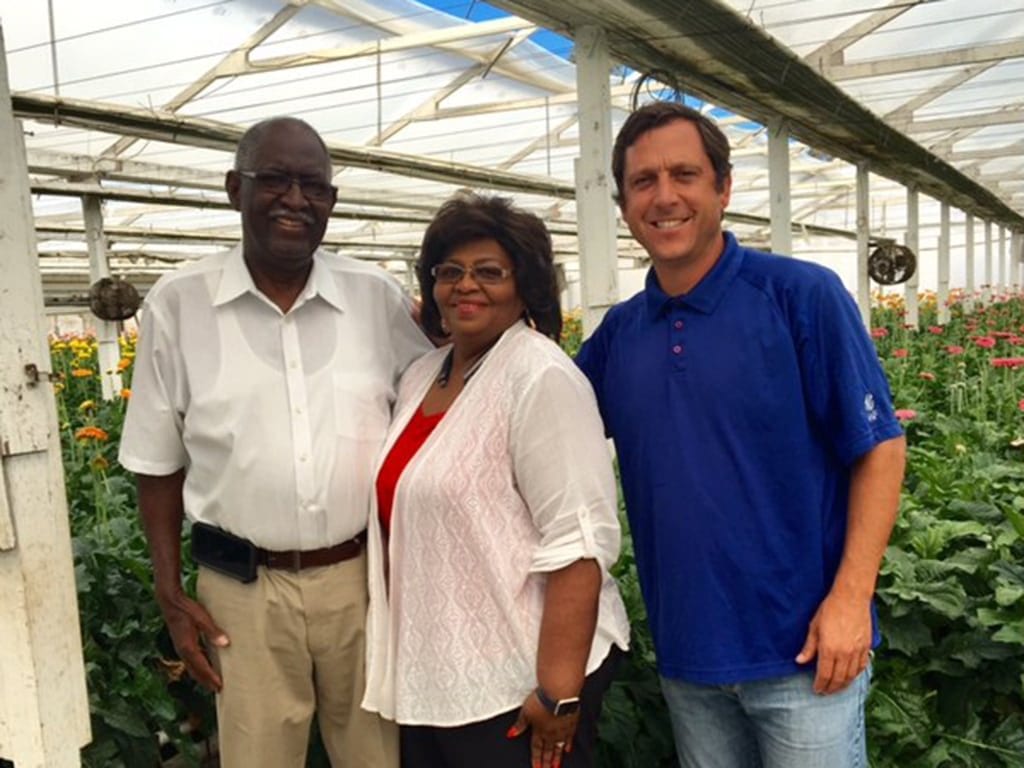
[
  {"x1": 938, "y1": 202, "x2": 951, "y2": 324},
  {"x1": 904, "y1": 185, "x2": 920, "y2": 328},
  {"x1": 964, "y1": 213, "x2": 975, "y2": 311},
  {"x1": 984, "y1": 221, "x2": 993, "y2": 304},
  {"x1": 998, "y1": 226, "x2": 1007, "y2": 292},
  {"x1": 855, "y1": 162, "x2": 871, "y2": 327},
  {"x1": 767, "y1": 117, "x2": 792, "y2": 257},
  {"x1": 574, "y1": 25, "x2": 618, "y2": 335},
  {"x1": 0, "y1": 25, "x2": 91, "y2": 768},
  {"x1": 82, "y1": 195, "x2": 122, "y2": 400},
  {"x1": 1011, "y1": 231, "x2": 1019, "y2": 288}
]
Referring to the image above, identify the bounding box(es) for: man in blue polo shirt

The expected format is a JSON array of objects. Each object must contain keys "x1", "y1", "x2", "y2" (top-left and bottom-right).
[{"x1": 576, "y1": 101, "x2": 906, "y2": 767}]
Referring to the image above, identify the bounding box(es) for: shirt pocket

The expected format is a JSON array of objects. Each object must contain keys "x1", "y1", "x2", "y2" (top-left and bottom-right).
[{"x1": 333, "y1": 372, "x2": 391, "y2": 440}]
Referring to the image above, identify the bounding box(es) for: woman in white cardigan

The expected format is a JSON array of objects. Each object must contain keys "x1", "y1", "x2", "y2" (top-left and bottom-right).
[{"x1": 363, "y1": 193, "x2": 630, "y2": 768}]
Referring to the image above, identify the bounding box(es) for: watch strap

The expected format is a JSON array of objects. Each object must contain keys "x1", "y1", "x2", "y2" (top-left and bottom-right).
[{"x1": 534, "y1": 686, "x2": 581, "y2": 716}]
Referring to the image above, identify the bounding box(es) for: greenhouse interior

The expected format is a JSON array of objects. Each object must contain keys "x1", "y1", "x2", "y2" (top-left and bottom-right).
[{"x1": 1, "y1": 0, "x2": 1023, "y2": 766}]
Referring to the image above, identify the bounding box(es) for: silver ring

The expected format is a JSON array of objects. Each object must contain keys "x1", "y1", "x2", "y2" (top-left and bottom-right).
[{"x1": 554, "y1": 741, "x2": 566, "y2": 749}]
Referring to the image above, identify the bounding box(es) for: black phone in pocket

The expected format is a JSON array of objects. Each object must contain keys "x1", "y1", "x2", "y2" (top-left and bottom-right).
[{"x1": 190, "y1": 522, "x2": 259, "y2": 583}]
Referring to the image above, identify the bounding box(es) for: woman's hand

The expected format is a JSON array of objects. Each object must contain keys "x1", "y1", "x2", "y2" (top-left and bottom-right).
[{"x1": 507, "y1": 690, "x2": 578, "y2": 768}]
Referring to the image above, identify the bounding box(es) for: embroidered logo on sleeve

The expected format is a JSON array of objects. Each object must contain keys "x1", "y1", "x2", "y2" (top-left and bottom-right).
[{"x1": 864, "y1": 393, "x2": 878, "y2": 423}]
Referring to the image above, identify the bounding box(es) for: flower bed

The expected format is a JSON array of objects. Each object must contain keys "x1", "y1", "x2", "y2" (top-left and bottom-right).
[{"x1": 51, "y1": 298, "x2": 1024, "y2": 766}]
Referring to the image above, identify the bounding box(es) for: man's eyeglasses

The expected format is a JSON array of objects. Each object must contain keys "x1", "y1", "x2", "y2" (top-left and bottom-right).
[
  {"x1": 431, "y1": 263, "x2": 513, "y2": 285},
  {"x1": 236, "y1": 170, "x2": 337, "y2": 203}
]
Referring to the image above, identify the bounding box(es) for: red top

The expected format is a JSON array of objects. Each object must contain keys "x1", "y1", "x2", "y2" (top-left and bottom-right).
[{"x1": 375, "y1": 408, "x2": 446, "y2": 533}]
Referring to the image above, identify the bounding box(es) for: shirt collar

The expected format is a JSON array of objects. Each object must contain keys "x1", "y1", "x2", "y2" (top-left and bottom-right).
[
  {"x1": 644, "y1": 231, "x2": 743, "y2": 319},
  {"x1": 213, "y1": 245, "x2": 344, "y2": 313}
]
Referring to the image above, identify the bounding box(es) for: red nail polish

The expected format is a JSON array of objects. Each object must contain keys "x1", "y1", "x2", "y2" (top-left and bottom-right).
[{"x1": 505, "y1": 725, "x2": 518, "y2": 739}]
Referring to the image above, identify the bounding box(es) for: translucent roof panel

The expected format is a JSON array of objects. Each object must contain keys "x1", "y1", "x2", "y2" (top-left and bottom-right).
[{"x1": 2, "y1": 0, "x2": 1022, "y2": 307}]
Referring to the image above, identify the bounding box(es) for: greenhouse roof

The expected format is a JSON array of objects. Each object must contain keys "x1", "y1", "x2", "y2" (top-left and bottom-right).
[{"x1": 1, "y1": 0, "x2": 1022, "y2": 305}]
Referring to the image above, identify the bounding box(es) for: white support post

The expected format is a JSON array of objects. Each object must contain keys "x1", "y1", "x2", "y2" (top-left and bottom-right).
[
  {"x1": 998, "y1": 226, "x2": 1007, "y2": 292},
  {"x1": 984, "y1": 221, "x2": 993, "y2": 304},
  {"x1": 855, "y1": 162, "x2": 871, "y2": 327},
  {"x1": 1011, "y1": 231, "x2": 1019, "y2": 288},
  {"x1": 767, "y1": 117, "x2": 792, "y2": 257},
  {"x1": 964, "y1": 213, "x2": 975, "y2": 311},
  {"x1": 82, "y1": 195, "x2": 122, "y2": 400},
  {"x1": 0, "y1": 25, "x2": 91, "y2": 768},
  {"x1": 574, "y1": 25, "x2": 618, "y2": 335},
  {"x1": 938, "y1": 202, "x2": 951, "y2": 324},
  {"x1": 904, "y1": 185, "x2": 920, "y2": 329}
]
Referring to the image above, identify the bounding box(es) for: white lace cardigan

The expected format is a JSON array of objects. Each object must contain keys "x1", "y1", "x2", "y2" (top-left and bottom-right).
[{"x1": 362, "y1": 321, "x2": 630, "y2": 726}]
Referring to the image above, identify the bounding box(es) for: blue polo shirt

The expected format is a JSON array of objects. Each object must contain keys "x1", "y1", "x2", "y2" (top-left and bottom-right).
[{"x1": 576, "y1": 232, "x2": 902, "y2": 684}]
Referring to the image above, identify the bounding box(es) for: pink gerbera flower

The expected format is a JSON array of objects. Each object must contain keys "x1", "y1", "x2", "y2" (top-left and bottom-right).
[{"x1": 894, "y1": 409, "x2": 918, "y2": 422}]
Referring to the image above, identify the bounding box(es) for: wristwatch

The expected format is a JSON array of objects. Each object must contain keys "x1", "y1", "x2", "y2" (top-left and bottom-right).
[{"x1": 534, "y1": 686, "x2": 581, "y2": 717}]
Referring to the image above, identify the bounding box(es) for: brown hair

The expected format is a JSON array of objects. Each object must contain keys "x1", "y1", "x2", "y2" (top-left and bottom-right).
[{"x1": 612, "y1": 102, "x2": 732, "y2": 204}]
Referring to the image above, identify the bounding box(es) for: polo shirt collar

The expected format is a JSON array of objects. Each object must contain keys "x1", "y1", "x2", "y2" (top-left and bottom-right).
[
  {"x1": 644, "y1": 231, "x2": 743, "y2": 318},
  {"x1": 213, "y1": 245, "x2": 344, "y2": 312}
]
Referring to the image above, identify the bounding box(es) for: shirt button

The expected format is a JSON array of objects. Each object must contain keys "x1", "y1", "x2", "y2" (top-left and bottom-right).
[
  {"x1": 674, "y1": 320, "x2": 683, "y2": 329},
  {"x1": 295, "y1": 407, "x2": 303, "y2": 415},
  {"x1": 672, "y1": 344, "x2": 683, "y2": 355},
  {"x1": 299, "y1": 454, "x2": 308, "y2": 462}
]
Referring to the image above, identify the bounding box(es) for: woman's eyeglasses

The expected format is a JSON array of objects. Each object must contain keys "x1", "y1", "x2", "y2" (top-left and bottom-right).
[
  {"x1": 431, "y1": 263, "x2": 513, "y2": 285},
  {"x1": 236, "y1": 170, "x2": 336, "y2": 203}
]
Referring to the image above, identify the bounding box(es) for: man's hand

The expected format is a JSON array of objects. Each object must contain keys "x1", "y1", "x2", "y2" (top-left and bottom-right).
[
  {"x1": 507, "y1": 692, "x2": 579, "y2": 768},
  {"x1": 795, "y1": 589, "x2": 871, "y2": 695},
  {"x1": 157, "y1": 589, "x2": 229, "y2": 693}
]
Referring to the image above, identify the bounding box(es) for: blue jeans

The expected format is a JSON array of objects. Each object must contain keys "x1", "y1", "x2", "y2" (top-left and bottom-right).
[{"x1": 659, "y1": 668, "x2": 870, "y2": 768}]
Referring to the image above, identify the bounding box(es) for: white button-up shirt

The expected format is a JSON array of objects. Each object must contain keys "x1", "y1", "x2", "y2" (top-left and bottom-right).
[{"x1": 119, "y1": 245, "x2": 430, "y2": 551}]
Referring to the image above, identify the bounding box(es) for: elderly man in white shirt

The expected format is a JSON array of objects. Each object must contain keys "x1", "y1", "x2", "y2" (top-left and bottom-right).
[{"x1": 119, "y1": 116, "x2": 429, "y2": 768}]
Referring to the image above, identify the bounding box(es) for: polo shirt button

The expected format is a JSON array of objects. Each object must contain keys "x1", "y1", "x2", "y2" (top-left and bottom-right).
[
  {"x1": 672, "y1": 344, "x2": 683, "y2": 354},
  {"x1": 674, "y1": 320, "x2": 683, "y2": 329}
]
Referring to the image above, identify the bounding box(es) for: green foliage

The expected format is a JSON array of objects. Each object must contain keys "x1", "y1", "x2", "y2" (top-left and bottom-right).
[
  {"x1": 596, "y1": 511, "x2": 677, "y2": 767},
  {"x1": 52, "y1": 333, "x2": 213, "y2": 767},
  {"x1": 868, "y1": 296, "x2": 1024, "y2": 766},
  {"x1": 53, "y1": 299, "x2": 1024, "y2": 766}
]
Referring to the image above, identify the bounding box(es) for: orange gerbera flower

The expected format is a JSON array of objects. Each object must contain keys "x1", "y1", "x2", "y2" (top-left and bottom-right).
[
  {"x1": 74, "y1": 426, "x2": 109, "y2": 442},
  {"x1": 71, "y1": 368, "x2": 94, "y2": 378}
]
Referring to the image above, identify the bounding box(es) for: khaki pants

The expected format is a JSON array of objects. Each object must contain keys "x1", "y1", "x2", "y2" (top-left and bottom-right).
[{"x1": 198, "y1": 551, "x2": 398, "y2": 768}]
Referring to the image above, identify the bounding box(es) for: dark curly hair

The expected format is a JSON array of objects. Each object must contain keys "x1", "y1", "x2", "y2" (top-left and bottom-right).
[
  {"x1": 612, "y1": 101, "x2": 732, "y2": 204},
  {"x1": 416, "y1": 192, "x2": 562, "y2": 341}
]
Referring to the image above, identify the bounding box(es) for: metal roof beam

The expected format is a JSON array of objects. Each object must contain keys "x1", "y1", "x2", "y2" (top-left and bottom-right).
[
  {"x1": 221, "y1": 16, "x2": 537, "y2": 76},
  {"x1": 101, "y1": 4, "x2": 302, "y2": 159},
  {"x1": 823, "y1": 40, "x2": 1024, "y2": 81},
  {"x1": 804, "y1": 0, "x2": 923, "y2": 71},
  {"x1": 12, "y1": 93, "x2": 577, "y2": 199},
  {"x1": 907, "y1": 106, "x2": 1024, "y2": 134},
  {"x1": 320, "y1": 0, "x2": 574, "y2": 96},
  {"x1": 948, "y1": 140, "x2": 1024, "y2": 163},
  {"x1": 424, "y1": 82, "x2": 636, "y2": 121},
  {"x1": 884, "y1": 63, "x2": 997, "y2": 130},
  {"x1": 27, "y1": 148, "x2": 225, "y2": 189}
]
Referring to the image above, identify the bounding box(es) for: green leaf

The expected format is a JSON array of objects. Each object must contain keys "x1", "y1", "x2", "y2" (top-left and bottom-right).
[
  {"x1": 1004, "y1": 507, "x2": 1024, "y2": 540},
  {"x1": 992, "y1": 621, "x2": 1024, "y2": 644},
  {"x1": 995, "y1": 584, "x2": 1024, "y2": 607}
]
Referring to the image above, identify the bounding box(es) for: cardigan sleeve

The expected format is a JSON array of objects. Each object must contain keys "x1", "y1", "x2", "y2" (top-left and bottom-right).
[{"x1": 510, "y1": 359, "x2": 622, "y2": 575}]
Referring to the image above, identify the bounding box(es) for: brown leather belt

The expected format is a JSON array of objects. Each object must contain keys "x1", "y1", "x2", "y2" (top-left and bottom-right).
[{"x1": 256, "y1": 531, "x2": 365, "y2": 571}]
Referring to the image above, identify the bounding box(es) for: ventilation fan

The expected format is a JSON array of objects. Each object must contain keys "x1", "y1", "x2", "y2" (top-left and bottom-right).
[
  {"x1": 88, "y1": 276, "x2": 141, "y2": 321},
  {"x1": 867, "y1": 243, "x2": 917, "y2": 285}
]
